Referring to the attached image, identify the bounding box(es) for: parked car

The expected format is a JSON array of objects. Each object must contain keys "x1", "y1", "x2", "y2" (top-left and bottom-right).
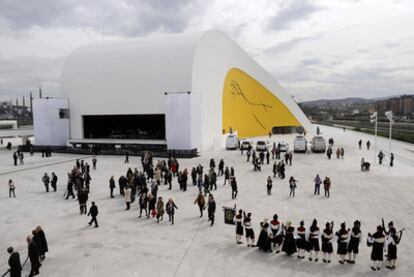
[
  {"x1": 256, "y1": 140, "x2": 269, "y2": 152},
  {"x1": 311, "y1": 136, "x2": 326, "y2": 153},
  {"x1": 278, "y1": 142, "x2": 289, "y2": 152},
  {"x1": 226, "y1": 133, "x2": 239, "y2": 150},
  {"x1": 240, "y1": 140, "x2": 253, "y2": 151},
  {"x1": 293, "y1": 135, "x2": 307, "y2": 153}
]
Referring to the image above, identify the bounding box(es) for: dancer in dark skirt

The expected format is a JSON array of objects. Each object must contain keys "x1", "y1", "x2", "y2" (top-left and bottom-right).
[
  {"x1": 308, "y1": 219, "x2": 320, "y2": 262},
  {"x1": 269, "y1": 214, "x2": 284, "y2": 253},
  {"x1": 296, "y1": 220, "x2": 307, "y2": 259},
  {"x1": 235, "y1": 210, "x2": 244, "y2": 244},
  {"x1": 367, "y1": 225, "x2": 385, "y2": 271},
  {"x1": 282, "y1": 221, "x2": 296, "y2": 256},
  {"x1": 256, "y1": 218, "x2": 272, "y2": 252},
  {"x1": 347, "y1": 220, "x2": 362, "y2": 264},
  {"x1": 322, "y1": 222, "x2": 334, "y2": 263},
  {"x1": 386, "y1": 227, "x2": 403, "y2": 270},
  {"x1": 336, "y1": 222, "x2": 349, "y2": 264}
]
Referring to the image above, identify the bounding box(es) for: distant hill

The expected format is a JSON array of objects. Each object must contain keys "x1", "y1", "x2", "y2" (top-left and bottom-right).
[{"x1": 300, "y1": 97, "x2": 372, "y2": 108}]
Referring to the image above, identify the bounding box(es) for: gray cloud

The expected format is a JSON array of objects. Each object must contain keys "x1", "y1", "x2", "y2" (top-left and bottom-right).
[
  {"x1": 267, "y1": 0, "x2": 321, "y2": 32},
  {"x1": 0, "y1": 0, "x2": 206, "y2": 37},
  {"x1": 264, "y1": 34, "x2": 322, "y2": 54}
]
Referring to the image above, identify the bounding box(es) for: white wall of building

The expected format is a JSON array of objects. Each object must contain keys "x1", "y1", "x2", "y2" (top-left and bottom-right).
[
  {"x1": 61, "y1": 33, "x2": 201, "y2": 140},
  {"x1": 33, "y1": 98, "x2": 69, "y2": 146},
  {"x1": 165, "y1": 92, "x2": 201, "y2": 151},
  {"x1": 61, "y1": 30, "x2": 313, "y2": 152}
]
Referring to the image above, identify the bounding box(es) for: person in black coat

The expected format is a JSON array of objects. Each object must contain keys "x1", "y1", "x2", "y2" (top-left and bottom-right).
[
  {"x1": 109, "y1": 176, "x2": 115, "y2": 198},
  {"x1": 35, "y1": 226, "x2": 48, "y2": 260},
  {"x1": 207, "y1": 194, "x2": 216, "y2": 226},
  {"x1": 347, "y1": 220, "x2": 362, "y2": 264},
  {"x1": 78, "y1": 189, "x2": 88, "y2": 215},
  {"x1": 88, "y1": 201, "x2": 99, "y2": 228},
  {"x1": 282, "y1": 222, "x2": 297, "y2": 256},
  {"x1": 368, "y1": 226, "x2": 385, "y2": 271},
  {"x1": 257, "y1": 219, "x2": 271, "y2": 252},
  {"x1": 7, "y1": 247, "x2": 22, "y2": 277},
  {"x1": 51, "y1": 172, "x2": 58, "y2": 192},
  {"x1": 27, "y1": 236, "x2": 40, "y2": 277}
]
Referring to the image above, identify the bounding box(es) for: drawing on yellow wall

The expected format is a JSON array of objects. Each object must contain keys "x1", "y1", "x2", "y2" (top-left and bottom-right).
[{"x1": 222, "y1": 68, "x2": 301, "y2": 138}]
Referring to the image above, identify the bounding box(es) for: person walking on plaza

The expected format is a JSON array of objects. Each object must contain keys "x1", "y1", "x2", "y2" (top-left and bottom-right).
[
  {"x1": 9, "y1": 179, "x2": 16, "y2": 198},
  {"x1": 124, "y1": 186, "x2": 131, "y2": 210},
  {"x1": 92, "y1": 156, "x2": 97, "y2": 170},
  {"x1": 156, "y1": 196, "x2": 165, "y2": 223},
  {"x1": 314, "y1": 174, "x2": 322, "y2": 195},
  {"x1": 51, "y1": 172, "x2": 58, "y2": 192},
  {"x1": 289, "y1": 176, "x2": 298, "y2": 197},
  {"x1": 78, "y1": 188, "x2": 88, "y2": 215},
  {"x1": 124, "y1": 152, "x2": 129, "y2": 164},
  {"x1": 366, "y1": 140, "x2": 371, "y2": 150},
  {"x1": 390, "y1": 153, "x2": 394, "y2": 167},
  {"x1": 109, "y1": 176, "x2": 115, "y2": 198},
  {"x1": 65, "y1": 173, "x2": 75, "y2": 199},
  {"x1": 194, "y1": 192, "x2": 206, "y2": 217},
  {"x1": 218, "y1": 159, "x2": 224, "y2": 176},
  {"x1": 207, "y1": 194, "x2": 216, "y2": 226},
  {"x1": 378, "y1": 151, "x2": 384, "y2": 165},
  {"x1": 323, "y1": 177, "x2": 331, "y2": 198},
  {"x1": 88, "y1": 201, "x2": 99, "y2": 228},
  {"x1": 19, "y1": 152, "x2": 24, "y2": 165},
  {"x1": 266, "y1": 176, "x2": 273, "y2": 196},
  {"x1": 358, "y1": 139, "x2": 362, "y2": 149},
  {"x1": 13, "y1": 152, "x2": 18, "y2": 166},
  {"x1": 166, "y1": 198, "x2": 178, "y2": 225},
  {"x1": 42, "y1": 173, "x2": 50, "y2": 192},
  {"x1": 326, "y1": 146, "x2": 333, "y2": 159},
  {"x1": 7, "y1": 246, "x2": 22, "y2": 277},
  {"x1": 231, "y1": 176, "x2": 238, "y2": 199},
  {"x1": 34, "y1": 226, "x2": 48, "y2": 260},
  {"x1": 27, "y1": 236, "x2": 40, "y2": 277}
]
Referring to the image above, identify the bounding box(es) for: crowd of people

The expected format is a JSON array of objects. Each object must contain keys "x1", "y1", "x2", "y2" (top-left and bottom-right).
[
  {"x1": 235, "y1": 211, "x2": 403, "y2": 271},
  {"x1": 3, "y1": 133, "x2": 404, "y2": 275},
  {"x1": 6, "y1": 226, "x2": 49, "y2": 277}
]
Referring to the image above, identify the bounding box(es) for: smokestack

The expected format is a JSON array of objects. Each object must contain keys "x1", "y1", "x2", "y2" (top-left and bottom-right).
[
  {"x1": 15, "y1": 97, "x2": 18, "y2": 106},
  {"x1": 22, "y1": 96, "x2": 26, "y2": 108},
  {"x1": 39, "y1": 87, "x2": 42, "y2": 99}
]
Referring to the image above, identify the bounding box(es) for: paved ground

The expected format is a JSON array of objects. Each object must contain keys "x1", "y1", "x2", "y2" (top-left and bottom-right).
[{"x1": 0, "y1": 125, "x2": 413, "y2": 277}]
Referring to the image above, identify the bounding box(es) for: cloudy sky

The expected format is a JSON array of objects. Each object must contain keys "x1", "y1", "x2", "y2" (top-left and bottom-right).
[{"x1": 0, "y1": 0, "x2": 413, "y2": 102}]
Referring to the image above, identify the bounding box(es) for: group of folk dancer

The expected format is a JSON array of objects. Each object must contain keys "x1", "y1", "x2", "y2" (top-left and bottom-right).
[{"x1": 234, "y1": 211, "x2": 403, "y2": 271}]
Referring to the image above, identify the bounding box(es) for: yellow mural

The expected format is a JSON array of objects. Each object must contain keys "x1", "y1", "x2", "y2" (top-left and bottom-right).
[{"x1": 222, "y1": 68, "x2": 301, "y2": 138}]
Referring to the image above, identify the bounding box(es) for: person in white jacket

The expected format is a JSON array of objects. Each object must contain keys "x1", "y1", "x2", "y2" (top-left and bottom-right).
[{"x1": 124, "y1": 186, "x2": 132, "y2": 210}]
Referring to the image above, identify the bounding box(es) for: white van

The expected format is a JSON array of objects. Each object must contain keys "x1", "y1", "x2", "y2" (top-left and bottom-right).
[
  {"x1": 226, "y1": 133, "x2": 239, "y2": 150},
  {"x1": 293, "y1": 136, "x2": 307, "y2": 153},
  {"x1": 311, "y1": 136, "x2": 326, "y2": 153}
]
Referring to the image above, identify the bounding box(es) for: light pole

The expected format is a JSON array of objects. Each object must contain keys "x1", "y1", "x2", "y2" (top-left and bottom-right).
[
  {"x1": 385, "y1": 111, "x2": 394, "y2": 166},
  {"x1": 370, "y1": 111, "x2": 378, "y2": 163}
]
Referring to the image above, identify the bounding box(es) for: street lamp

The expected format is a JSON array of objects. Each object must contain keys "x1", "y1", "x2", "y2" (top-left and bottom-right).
[
  {"x1": 370, "y1": 111, "x2": 378, "y2": 163},
  {"x1": 385, "y1": 111, "x2": 394, "y2": 165}
]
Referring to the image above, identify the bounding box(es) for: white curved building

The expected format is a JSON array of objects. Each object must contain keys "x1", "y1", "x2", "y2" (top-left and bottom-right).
[{"x1": 61, "y1": 30, "x2": 313, "y2": 152}]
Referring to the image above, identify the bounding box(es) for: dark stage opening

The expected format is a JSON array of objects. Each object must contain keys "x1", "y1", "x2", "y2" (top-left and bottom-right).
[{"x1": 83, "y1": 114, "x2": 165, "y2": 140}]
